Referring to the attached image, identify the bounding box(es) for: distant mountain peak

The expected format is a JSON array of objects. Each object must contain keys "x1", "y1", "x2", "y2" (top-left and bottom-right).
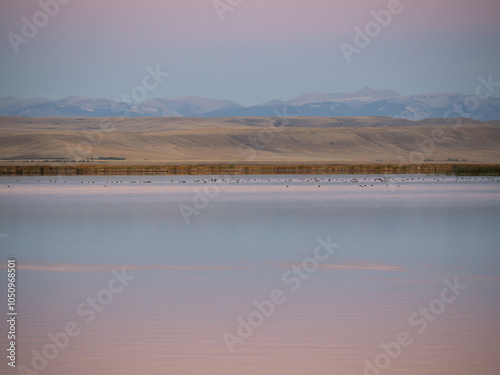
[
  {"x1": 352, "y1": 87, "x2": 401, "y2": 99},
  {"x1": 1, "y1": 89, "x2": 499, "y2": 120}
]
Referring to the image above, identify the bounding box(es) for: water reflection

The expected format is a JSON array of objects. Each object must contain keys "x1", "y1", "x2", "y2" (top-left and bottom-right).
[{"x1": 0, "y1": 175, "x2": 499, "y2": 374}]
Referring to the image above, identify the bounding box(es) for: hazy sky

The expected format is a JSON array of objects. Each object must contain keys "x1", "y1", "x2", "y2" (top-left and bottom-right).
[{"x1": 1, "y1": 0, "x2": 499, "y2": 105}]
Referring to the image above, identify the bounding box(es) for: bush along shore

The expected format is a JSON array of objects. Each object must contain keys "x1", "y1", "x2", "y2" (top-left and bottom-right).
[{"x1": 1, "y1": 164, "x2": 499, "y2": 176}]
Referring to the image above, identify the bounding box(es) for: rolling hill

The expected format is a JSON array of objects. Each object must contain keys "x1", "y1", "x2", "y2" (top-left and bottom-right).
[{"x1": 1, "y1": 116, "x2": 499, "y2": 165}]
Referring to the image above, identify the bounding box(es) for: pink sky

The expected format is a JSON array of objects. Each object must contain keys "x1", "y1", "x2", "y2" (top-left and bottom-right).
[
  {"x1": 7, "y1": 0, "x2": 496, "y2": 41},
  {"x1": 2, "y1": 0, "x2": 499, "y2": 44}
]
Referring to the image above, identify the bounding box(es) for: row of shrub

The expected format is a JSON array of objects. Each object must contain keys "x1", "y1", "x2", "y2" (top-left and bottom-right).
[{"x1": 1, "y1": 163, "x2": 499, "y2": 176}]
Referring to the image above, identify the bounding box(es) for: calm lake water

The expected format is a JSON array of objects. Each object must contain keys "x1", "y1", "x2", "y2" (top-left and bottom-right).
[{"x1": 1, "y1": 174, "x2": 499, "y2": 375}]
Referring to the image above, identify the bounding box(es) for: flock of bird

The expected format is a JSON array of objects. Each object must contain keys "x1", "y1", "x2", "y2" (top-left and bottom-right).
[
  {"x1": 3, "y1": 176, "x2": 500, "y2": 189},
  {"x1": 168, "y1": 176, "x2": 499, "y2": 189}
]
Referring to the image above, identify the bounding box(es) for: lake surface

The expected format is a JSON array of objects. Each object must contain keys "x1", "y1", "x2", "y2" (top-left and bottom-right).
[{"x1": 1, "y1": 175, "x2": 499, "y2": 375}]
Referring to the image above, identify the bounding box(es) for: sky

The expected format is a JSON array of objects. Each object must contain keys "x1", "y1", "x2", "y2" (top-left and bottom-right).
[{"x1": 1, "y1": 0, "x2": 500, "y2": 105}]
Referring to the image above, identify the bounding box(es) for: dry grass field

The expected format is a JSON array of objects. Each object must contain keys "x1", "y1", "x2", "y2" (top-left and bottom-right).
[{"x1": 1, "y1": 116, "x2": 499, "y2": 165}]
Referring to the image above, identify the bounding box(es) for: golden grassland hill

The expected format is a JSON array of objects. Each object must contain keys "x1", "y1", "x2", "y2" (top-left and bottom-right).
[
  {"x1": 0, "y1": 116, "x2": 499, "y2": 165},
  {"x1": 0, "y1": 116, "x2": 499, "y2": 133}
]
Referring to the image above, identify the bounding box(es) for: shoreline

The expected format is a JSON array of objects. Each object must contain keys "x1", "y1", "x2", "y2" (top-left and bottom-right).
[{"x1": 1, "y1": 163, "x2": 500, "y2": 176}]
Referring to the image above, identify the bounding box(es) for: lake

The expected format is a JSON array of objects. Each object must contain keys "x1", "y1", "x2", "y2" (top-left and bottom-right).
[{"x1": 0, "y1": 174, "x2": 499, "y2": 375}]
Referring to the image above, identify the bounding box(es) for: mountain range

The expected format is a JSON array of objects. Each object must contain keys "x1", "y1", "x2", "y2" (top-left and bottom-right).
[{"x1": 1, "y1": 87, "x2": 499, "y2": 121}]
